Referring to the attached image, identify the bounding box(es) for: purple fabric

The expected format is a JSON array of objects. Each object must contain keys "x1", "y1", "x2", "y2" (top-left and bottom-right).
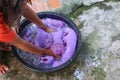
[
  {"x1": 34, "y1": 29, "x2": 54, "y2": 48},
  {"x1": 18, "y1": 18, "x2": 77, "y2": 68}
]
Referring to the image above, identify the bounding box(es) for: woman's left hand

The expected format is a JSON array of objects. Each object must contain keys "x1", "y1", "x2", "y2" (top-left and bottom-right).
[
  {"x1": 12, "y1": 26, "x2": 20, "y2": 33},
  {"x1": 42, "y1": 24, "x2": 56, "y2": 33},
  {"x1": 45, "y1": 26, "x2": 57, "y2": 33}
]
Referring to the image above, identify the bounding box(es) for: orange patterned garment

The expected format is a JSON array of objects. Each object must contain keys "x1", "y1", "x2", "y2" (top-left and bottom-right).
[{"x1": 0, "y1": 12, "x2": 16, "y2": 42}]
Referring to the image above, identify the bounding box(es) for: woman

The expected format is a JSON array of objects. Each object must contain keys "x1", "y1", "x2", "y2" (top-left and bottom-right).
[{"x1": 0, "y1": 0, "x2": 57, "y2": 75}]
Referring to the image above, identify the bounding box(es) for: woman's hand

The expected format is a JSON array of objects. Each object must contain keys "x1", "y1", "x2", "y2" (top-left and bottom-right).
[
  {"x1": 12, "y1": 26, "x2": 20, "y2": 33},
  {"x1": 44, "y1": 26, "x2": 57, "y2": 33},
  {"x1": 45, "y1": 48, "x2": 62, "y2": 60},
  {"x1": 40, "y1": 24, "x2": 56, "y2": 33},
  {"x1": 44, "y1": 48, "x2": 58, "y2": 58},
  {"x1": 44, "y1": 48, "x2": 61, "y2": 60}
]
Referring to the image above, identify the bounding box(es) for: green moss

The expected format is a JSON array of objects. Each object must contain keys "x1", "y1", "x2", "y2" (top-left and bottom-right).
[
  {"x1": 90, "y1": 55, "x2": 95, "y2": 60},
  {"x1": 78, "y1": 22, "x2": 84, "y2": 29},
  {"x1": 67, "y1": 1, "x2": 118, "y2": 19},
  {"x1": 94, "y1": 2, "x2": 112, "y2": 10},
  {"x1": 67, "y1": 4, "x2": 92, "y2": 19},
  {"x1": 74, "y1": 78, "x2": 79, "y2": 80},
  {"x1": 112, "y1": 34, "x2": 120, "y2": 41},
  {"x1": 91, "y1": 67, "x2": 106, "y2": 80},
  {"x1": 104, "y1": 0, "x2": 120, "y2": 2},
  {"x1": 80, "y1": 42, "x2": 95, "y2": 55}
]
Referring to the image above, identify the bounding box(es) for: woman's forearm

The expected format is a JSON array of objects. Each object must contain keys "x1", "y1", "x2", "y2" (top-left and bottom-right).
[
  {"x1": 22, "y1": 4, "x2": 55, "y2": 33},
  {"x1": 22, "y1": 4, "x2": 46, "y2": 29},
  {"x1": 10, "y1": 34, "x2": 45, "y2": 55}
]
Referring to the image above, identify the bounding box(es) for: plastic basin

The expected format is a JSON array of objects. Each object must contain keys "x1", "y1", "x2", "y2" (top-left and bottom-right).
[{"x1": 12, "y1": 12, "x2": 82, "y2": 72}]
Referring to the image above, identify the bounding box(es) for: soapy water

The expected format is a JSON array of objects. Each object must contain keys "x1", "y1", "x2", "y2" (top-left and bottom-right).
[{"x1": 17, "y1": 18, "x2": 77, "y2": 68}]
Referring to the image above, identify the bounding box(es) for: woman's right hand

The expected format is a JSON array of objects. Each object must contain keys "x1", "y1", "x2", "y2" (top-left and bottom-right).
[
  {"x1": 44, "y1": 48, "x2": 58, "y2": 58},
  {"x1": 44, "y1": 48, "x2": 62, "y2": 60}
]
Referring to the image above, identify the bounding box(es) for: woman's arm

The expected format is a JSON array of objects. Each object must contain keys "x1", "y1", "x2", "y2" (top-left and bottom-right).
[
  {"x1": 22, "y1": 4, "x2": 55, "y2": 32},
  {"x1": 9, "y1": 33, "x2": 56, "y2": 57},
  {"x1": 22, "y1": 4, "x2": 44, "y2": 29}
]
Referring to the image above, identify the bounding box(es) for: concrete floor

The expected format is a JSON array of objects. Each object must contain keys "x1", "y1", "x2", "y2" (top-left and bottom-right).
[{"x1": 0, "y1": 1, "x2": 120, "y2": 80}]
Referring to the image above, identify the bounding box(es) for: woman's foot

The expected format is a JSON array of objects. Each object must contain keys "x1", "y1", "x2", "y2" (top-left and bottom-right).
[
  {"x1": 0, "y1": 62, "x2": 9, "y2": 75},
  {"x1": 0, "y1": 43, "x2": 12, "y2": 51}
]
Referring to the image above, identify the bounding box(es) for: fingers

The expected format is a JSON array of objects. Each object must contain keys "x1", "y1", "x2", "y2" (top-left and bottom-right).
[
  {"x1": 48, "y1": 50, "x2": 61, "y2": 59},
  {"x1": 3, "y1": 65, "x2": 9, "y2": 71},
  {"x1": 45, "y1": 48, "x2": 55, "y2": 57},
  {"x1": 52, "y1": 53, "x2": 58, "y2": 58},
  {"x1": 55, "y1": 56, "x2": 61, "y2": 60},
  {"x1": 46, "y1": 27, "x2": 57, "y2": 33},
  {"x1": 44, "y1": 48, "x2": 62, "y2": 60},
  {"x1": 1, "y1": 68, "x2": 6, "y2": 74},
  {"x1": 0, "y1": 71, "x2": 2, "y2": 75},
  {"x1": 12, "y1": 26, "x2": 20, "y2": 33},
  {"x1": 0, "y1": 65, "x2": 9, "y2": 75}
]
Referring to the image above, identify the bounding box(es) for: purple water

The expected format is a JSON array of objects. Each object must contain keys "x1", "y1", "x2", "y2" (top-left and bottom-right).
[{"x1": 18, "y1": 18, "x2": 77, "y2": 68}]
